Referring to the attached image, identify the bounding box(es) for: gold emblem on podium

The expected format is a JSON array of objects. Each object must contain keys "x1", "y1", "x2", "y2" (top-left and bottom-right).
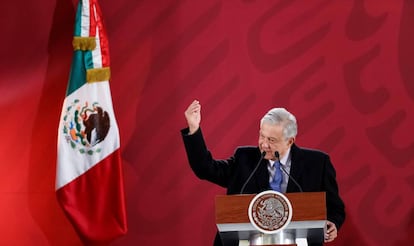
[{"x1": 248, "y1": 190, "x2": 293, "y2": 234}]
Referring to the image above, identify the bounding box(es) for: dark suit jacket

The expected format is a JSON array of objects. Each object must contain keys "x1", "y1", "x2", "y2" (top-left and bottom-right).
[{"x1": 181, "y1": 127, "x2": 345, "y2": 246}]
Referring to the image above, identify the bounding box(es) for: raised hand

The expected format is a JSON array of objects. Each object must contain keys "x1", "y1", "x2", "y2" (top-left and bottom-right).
[{"x1": 184, "y1": 100, "x2": 201, "y2": 134}]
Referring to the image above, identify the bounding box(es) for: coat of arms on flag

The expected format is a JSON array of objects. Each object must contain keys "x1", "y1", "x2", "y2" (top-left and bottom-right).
[{"x1": 62, "y1": 100, "x2": 110, "y2": 152}]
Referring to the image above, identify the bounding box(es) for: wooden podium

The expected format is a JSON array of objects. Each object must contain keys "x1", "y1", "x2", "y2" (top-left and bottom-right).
[{"x1": 215, "y1": 192, "x2": 327, "y2": 245}]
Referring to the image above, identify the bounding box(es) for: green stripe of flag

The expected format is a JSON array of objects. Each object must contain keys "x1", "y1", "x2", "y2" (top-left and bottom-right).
[
  {"x1": 66, "y1": 50, "x2": 86, "y2": 96},
  {"x1": 73, "y1": 2, "x2": 82, "y2": 37}
]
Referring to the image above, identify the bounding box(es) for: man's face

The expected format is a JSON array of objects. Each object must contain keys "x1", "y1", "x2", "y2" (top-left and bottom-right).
[{"x1": 258, "y1": 122, "x2": 294, "y2": 160}]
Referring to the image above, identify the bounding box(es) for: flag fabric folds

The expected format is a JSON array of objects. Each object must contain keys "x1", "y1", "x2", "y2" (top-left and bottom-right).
[{"x1": 56, "y1": 0, "x2": 127, "y2": 243}]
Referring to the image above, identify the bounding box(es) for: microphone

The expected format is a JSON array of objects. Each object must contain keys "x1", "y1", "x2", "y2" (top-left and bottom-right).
[
  {"x1": 240, "y1": 151, "x2": 266, "y2": 194},
  {"x1": 275, "y1": 151, "x2": 303, "y2": 192}
]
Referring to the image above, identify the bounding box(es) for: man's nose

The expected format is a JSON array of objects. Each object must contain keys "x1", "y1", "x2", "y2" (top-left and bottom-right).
[{"x1": 262, "y1": 141, "x2": 270, "y2": 148}]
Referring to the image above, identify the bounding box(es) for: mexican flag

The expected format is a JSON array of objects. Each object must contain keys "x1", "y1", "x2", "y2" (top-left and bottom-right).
[{"x1": 56, "y1": 0, "x2": 127, "y2": 244}]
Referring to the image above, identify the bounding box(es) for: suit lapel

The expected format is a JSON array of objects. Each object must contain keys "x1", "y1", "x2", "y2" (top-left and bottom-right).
[
  {"x1": 287, "y1": 144, "x2": 304, "y2": 192},
  {"x1": 255, "y1": 159, "x2": 270, "y2": 192}
]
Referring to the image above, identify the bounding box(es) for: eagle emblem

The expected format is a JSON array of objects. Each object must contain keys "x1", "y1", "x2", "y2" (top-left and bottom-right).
[
  {"x1": 248, "y1": 190, "x2": 293, "y2": 234},
  {"x1": 62, "y1": 99, "x2": 110, "y2": 154}
]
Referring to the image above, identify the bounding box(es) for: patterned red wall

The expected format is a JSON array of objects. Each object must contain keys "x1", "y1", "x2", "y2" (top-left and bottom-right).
[{"x1": 0, "y1": 0, "x2": 413, "y2": 245}]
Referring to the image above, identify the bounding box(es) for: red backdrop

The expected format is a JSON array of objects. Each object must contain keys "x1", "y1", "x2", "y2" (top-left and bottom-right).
[{"x1": 0, "y1": 0, "x2": 413, "y2": 245}]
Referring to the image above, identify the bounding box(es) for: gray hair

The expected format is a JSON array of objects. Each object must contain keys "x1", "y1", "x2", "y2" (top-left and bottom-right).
[{"x1": 260, "y1": 108, "x2": 298, "y2": 139}]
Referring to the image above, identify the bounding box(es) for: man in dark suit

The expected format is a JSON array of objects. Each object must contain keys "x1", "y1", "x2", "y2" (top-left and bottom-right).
[{"x1": 181, "y1": 100, "x2": 345, "y2": 246}]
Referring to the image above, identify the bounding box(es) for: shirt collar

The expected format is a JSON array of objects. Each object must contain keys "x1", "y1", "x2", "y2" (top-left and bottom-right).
[
  {"x1": 279, "y1": 147, "x2": 291, "y2": 166},
  {"x1": 269, "y1": 147, "x2": 291, "y2": 167}
]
